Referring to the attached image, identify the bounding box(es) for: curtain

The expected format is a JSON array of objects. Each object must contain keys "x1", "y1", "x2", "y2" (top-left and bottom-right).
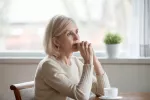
[
  {"x1": 64, "y1": 0, "x2": 132, "y2": 52},
  {"x1": 139, "y1": 0, "x2": 150, "y2": 57},
  {"x1": 126, "y1": 0, "x2": 150, "y2": 57},
  {"x1": 1, "y1": 0, "x2": 149, "y2": 57},
  {"x1": 0, "y1": 0, "x2": 10, "y2": 51}
]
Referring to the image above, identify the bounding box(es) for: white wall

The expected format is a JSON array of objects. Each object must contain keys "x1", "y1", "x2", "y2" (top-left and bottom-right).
[{"x1": 0, "y1": 58, "x2": 150, "y2": 100}]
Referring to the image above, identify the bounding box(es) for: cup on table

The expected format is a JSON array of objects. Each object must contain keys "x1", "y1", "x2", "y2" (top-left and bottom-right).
[{"x1": 104, "y1": 87, "x2": 118, "y2": 97}]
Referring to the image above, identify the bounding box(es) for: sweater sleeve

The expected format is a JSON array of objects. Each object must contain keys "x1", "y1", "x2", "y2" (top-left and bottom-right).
[
  {"x1": 74, "y1": 57, "x2": 111, "y2": 96},
  {"x1": 41, "y1": 60, "x2": 94, "y2": 100},
  {"x1": 91, "y1": 72, "x2": 111, "y2": 96}
]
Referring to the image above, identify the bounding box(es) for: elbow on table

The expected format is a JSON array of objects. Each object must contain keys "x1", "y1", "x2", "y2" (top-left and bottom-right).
[
  {"x1": 74, "y1": 88, "x2": 90, "y2": 100},
  {"x1": 95, "y1": 89, "x2": 104, "y2": 97}
]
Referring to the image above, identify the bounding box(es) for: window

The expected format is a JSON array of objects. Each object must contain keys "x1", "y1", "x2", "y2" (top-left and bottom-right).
[{"x1": 1, "y1": 0, "x2": 149, "y2": 57}]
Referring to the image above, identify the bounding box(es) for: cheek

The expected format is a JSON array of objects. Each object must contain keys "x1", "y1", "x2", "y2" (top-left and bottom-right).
[
  {"x1": 60, "y1": 38, "x2": 72, "y2": 48},
  {"x1": 78, "y1": 36, "x2": 80, "y2": 41}
]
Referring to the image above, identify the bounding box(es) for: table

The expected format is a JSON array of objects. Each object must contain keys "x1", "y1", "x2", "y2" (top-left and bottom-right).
[{"x1": 92, "y1": 93, "x2": 150, "y2": 100}]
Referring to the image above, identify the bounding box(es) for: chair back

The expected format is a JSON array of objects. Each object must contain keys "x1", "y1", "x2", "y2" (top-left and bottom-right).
[{"x1": 10, "y1": 81, "x2": 34, "y2": 100}]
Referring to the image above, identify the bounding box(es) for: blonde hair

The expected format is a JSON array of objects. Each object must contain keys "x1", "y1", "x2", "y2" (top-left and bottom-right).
[{"x1": 43, "y1": 15, "x2": 75, "y2": 57}]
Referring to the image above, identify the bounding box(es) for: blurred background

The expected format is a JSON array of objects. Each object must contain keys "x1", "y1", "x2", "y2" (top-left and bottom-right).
[{"x1": 0, "y1": 0, "x2": 149, "y2": 57}]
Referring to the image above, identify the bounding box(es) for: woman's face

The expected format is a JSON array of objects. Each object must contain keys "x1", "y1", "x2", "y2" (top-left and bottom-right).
[{"x1": 57, "y1": 22, "x2": 80, "y2": 54}]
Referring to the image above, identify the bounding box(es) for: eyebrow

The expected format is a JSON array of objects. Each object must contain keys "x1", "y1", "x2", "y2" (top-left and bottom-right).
[{"x1": 65, "y1": 29, "x2": 78, "y2": 33}]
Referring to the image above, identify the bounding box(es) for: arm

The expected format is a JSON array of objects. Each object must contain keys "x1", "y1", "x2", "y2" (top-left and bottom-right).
[
  {"x1": 42, "y1": 61, "x2": 94, "y2": 100},
  {"x1": 75, "y1": 56, "x2": 110, "y2": 96},
  {"x1": 91, "y1": 50, "x2": 111, "y2": 96},
  {"x1": 93, "y1": 50, "x2": 104, "y2": 75},
  {"x1": 91, "y1": 72, "x2": 111, "y2": 96}
]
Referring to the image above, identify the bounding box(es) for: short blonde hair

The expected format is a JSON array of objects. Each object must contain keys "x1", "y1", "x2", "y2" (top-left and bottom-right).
[{"x1": 43, "y1": 15, "x2": 75, "y2": 57}]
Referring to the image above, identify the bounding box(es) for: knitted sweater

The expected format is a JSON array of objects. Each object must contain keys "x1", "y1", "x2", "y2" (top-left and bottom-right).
[{"x1": 34, "y1": 56, "x2": 110, "y2": 100}]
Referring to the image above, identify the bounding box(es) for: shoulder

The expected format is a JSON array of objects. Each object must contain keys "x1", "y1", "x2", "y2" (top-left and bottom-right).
[
  {"x1": 38, "y1": 56, "x2": 62, "y2": 73},
  {"x1": 35, "y1": 56, "x2": 60, "y2": 79}
]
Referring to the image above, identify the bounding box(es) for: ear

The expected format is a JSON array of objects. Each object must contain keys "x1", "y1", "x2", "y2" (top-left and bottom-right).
[{"x1": 52, "y1": 37, "x2": 60, "y2": 48}]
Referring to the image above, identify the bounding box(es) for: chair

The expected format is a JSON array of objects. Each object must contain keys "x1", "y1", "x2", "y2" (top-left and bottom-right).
[{"x1": 10, "y1": 81, "x2": 34, "y2": 100}]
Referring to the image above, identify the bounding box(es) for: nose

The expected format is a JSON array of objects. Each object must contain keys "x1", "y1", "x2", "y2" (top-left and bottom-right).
[{"x1": 73, "y1": 33, "x2": 79, "y2": 40}]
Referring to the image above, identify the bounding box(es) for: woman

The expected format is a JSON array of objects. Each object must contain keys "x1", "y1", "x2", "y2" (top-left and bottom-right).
[{"x1": 34, "y1": 15, "x2": 110, "y2": 100}]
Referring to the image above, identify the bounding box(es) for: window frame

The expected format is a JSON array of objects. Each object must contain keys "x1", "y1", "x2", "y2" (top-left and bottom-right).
[{"x1": 0, "y1": 50, "x2": 128, "y2": 58}]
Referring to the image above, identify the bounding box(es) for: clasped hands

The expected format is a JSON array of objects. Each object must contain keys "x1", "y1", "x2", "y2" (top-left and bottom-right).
[{"x1": 76, "y1": 41, "x2": 94, "y2": 65}]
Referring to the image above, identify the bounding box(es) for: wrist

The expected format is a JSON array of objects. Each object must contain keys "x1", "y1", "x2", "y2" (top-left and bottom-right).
[
  {"x1": 84, "y1": 61, "x2": 91, "y2": 64},
  {"x1": 84, "y1": 59, "x2": 93, "y2": 64}
]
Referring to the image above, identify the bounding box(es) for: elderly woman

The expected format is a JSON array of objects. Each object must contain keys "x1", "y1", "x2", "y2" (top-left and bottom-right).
[{"x1": 34, "y1": 15, "x2": 110, "y2": 100}]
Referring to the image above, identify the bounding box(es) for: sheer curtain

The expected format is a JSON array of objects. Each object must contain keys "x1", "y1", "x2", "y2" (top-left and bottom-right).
[
  {"x1": 64, "y1": 0, "x2": 132, "y2": 53},
  {"x1": 139, "y1": 0, "x2": 150, "y2": 57},
  {"x1": 0, "y1": 0, "x2": 10, "y2": 51},
  {"x1": 128, "y1": 0, "x2": 150, "y2": 57},
  {"x1": 65, "y1": 0, "x2": 150, "y2": 58},
  {"x1": 1, "y1": 0, "x2": 149, "y2": 58}
]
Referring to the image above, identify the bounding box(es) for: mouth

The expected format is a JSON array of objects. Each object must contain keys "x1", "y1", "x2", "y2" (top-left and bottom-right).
[
  {"x1": 73, "y1": 41, "x2": 80, "y2": 47},
  {"x1": 72, "y1": 44, "x2": 78, "y2": 49},
  {"x1": 73, "y1": 43, "x2": 77, "y2": 47},
  {"x1": 72, "y1": 42, "x2": 80, "y2": 50}
]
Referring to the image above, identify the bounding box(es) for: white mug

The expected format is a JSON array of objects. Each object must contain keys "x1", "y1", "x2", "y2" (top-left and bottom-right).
[{"x1": 104, "y1": 87, "x2": 118, "y2": 97}]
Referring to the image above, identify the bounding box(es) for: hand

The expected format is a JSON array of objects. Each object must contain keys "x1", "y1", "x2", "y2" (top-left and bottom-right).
[{"x1": 78, "y1": 41, "x2": 93, "y2": 64}]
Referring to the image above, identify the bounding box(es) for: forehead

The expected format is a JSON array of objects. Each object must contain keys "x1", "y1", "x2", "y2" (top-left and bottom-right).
[
  {"x1": 65, "y1": 22, "x2": 77, "y2": 31},
  {"x1": 57, "y1": 22, "x2": 78, "y2": 38}
]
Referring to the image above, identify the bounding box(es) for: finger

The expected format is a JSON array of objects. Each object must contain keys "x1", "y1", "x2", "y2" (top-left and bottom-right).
[
  {"x1": 85, "y1": 41, "x2": 89, "y2": 55},
  {"x1": 88, "y1": 43, "x2": 93, "y2": 55},
  {"x1": 80, "y1": 41, "x2": 84, "y2": 52},
  {"x1": 76, "y1": 41, "x2": 81, "y2": 50},
  {"x1": 77, "y1": 42, "x2": 80, "y2": 50},
  {"x1": 82, "y1": 41, "x2": 85, "y2": 52},
  {"x1": 88, "y1": 43, "x2": 93, "y2": 64},
  {"x1": 80, "y1": 41, "x2": 83, "y2": 47},
  {"x1": 85, "y1": 41, "x2": 88, "y2": 49}
]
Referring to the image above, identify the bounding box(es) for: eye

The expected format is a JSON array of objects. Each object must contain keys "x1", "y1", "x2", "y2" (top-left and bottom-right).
[
  {"x1": 76, "y1": 29, "x2": 78, "y2": 34},
  {"x1": 67, "y1": 32, "x2": 72, "y2": 36}
]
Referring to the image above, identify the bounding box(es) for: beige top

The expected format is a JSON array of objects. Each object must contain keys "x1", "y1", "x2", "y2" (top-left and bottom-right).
[{"x1": 34, "y1": 56, "x2": 110, "y2": 100}]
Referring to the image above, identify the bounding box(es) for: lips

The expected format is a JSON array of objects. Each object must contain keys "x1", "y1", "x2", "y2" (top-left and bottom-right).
[
  {"x1": 73, "y1": 43, "x2": 80, "y2": 50},
  {"x1": 72, "y1": 41, "x2": 80, "y2": 49},
  {"x1": 73, "y1": 43, "x2": 77, "y2": 47}
]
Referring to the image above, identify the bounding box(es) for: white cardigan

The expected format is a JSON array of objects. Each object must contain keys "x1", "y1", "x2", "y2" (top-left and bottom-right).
[{"x1": 34, "y1": 56, "x2": 110, "y2": 100}]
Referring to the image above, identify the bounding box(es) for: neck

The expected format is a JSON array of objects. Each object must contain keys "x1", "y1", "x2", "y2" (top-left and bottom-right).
[{"x1": 57, "y1": 52, "x2": 73, "y2": 65}]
